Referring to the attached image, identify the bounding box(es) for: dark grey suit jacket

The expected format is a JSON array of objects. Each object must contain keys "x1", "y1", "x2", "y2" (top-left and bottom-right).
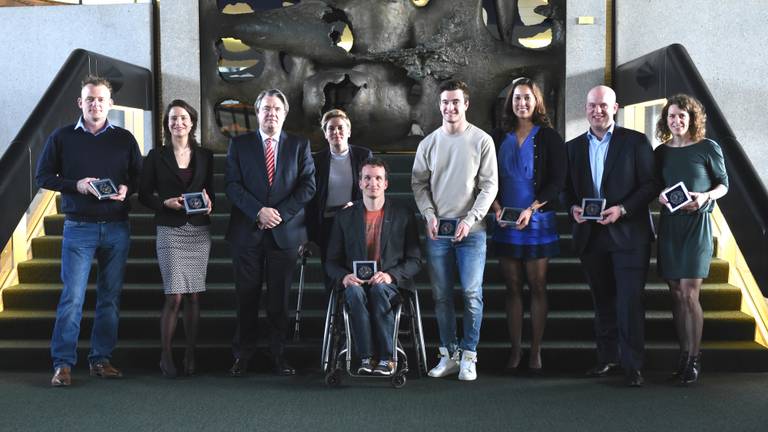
[
  {"x1": 563, "y1": 126, "x2": 657, "y2": 254},
  {"x1": 325, "y1": 200, "x2": 422, "y2": 292},
  {"x1": 225, "y1": 130, "x2": 316, "y2": 249}
]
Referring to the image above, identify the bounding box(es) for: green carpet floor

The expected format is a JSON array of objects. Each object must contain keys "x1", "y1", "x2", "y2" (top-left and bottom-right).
[{"x1": 2, "y1": 370, "x2": 767, "y2": 431}]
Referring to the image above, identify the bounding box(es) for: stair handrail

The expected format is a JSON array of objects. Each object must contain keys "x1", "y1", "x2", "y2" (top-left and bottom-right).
[
  {"x1": 615, "y1": 43, "x2": 768, "y2": 296},
  {"x1": 0, "y1": 49, "x2": 154, "y2": 251}
]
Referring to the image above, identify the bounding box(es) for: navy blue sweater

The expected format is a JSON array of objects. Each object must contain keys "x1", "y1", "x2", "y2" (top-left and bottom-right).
[{"x1": 35, "y1": 122, "x2": 143, "y2": 222}]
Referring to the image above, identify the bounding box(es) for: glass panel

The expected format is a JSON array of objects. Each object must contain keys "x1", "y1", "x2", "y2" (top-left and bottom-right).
[
  {"x1": 214, "y1": 99, "x2": 256, "y2": 138},
  {"x1": 619, "y1": 98, "x2": 667, "y2": 148}
]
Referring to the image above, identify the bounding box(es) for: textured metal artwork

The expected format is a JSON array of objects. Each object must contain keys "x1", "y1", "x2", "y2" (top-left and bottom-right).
[{"x1": 201, "y1": 0, "x2": 565, "y2": 151}]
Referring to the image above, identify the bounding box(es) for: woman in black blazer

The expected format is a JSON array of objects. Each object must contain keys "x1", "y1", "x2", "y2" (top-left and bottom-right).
[
  {"x1": 490, "y1": 78, "x2": 566, "y2": 374},
  {"x1": 306, "y1": 109, "x2": 372, "y2": 289},
  {"x1": 139, "y1": 100, "x2": 214, "y2": 378}
]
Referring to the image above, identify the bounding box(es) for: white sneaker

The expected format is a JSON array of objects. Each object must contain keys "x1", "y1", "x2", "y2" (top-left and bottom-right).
[
  {"x1": 428, "y1": 347, "x2": 459, "y2": 378},
  {"x1": 458, "y1": 350, "x2": 477, "y2": 381}
]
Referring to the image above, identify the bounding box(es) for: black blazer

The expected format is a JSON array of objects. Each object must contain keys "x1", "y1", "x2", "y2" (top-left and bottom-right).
[
  {"x1": 138, "y1": 145, "x2": 215, "y2": 227},
  {"x1": 325, "y1": 200, "x2": 422, "y2": 292},
  {"x1": 491, "y1": 126, "x2": 566, "y2": 212},
  {"x1": 306, "y1": 145, "x2": 373, "y2": 244},
  {"x1": 563, "y1": 126, "x2": 656, "y2": 254},
  {"x1": 225, "y1": 130, "x2": 316, "y2": 249}
]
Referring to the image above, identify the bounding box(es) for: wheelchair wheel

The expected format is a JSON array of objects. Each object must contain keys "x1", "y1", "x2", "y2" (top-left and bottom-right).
[
  {"x1": 391, "y1": 373, "x2": 406, "y2": 389},
  {"x1": 325, "y1": 370, "x2": 342, "y2": 387}
]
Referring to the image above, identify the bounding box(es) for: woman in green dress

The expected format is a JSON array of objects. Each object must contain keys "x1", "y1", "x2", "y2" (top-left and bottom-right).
[{"x1": 655, "y1": 94, "x2": 728, "y2": 384}]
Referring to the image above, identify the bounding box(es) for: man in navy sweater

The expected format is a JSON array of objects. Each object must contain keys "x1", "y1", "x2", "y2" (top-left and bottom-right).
[{"x1": 36, "y1": 76, "x2": 143, "y2": 387}]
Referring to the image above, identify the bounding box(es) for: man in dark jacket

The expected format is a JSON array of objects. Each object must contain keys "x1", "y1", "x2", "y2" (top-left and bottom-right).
[
  {"x1": 325, "y1": 157, "x2": 422, "y2": 376},
  {"x1": 225, "y1": 88, "x2": 316, "y2": 376},
  {"x1": 563, "y1": 85, "x2": 656, "y2": 387}
]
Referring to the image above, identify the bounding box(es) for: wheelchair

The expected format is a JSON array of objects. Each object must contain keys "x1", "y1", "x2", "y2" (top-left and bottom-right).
[{"x1": 320, "y1": 285, "x2": 428, "y2": 388}]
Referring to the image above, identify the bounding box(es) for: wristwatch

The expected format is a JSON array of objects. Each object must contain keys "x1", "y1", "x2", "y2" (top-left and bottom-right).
[{"x1": 619, "y1": 204, "x2": 627, "y2": 217}]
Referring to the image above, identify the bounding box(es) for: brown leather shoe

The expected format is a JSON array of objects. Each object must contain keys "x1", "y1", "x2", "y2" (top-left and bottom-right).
[
  {"x1": 51, "y1": 366, "x2": 72, "y2": 387},
  {"x1": 89, "y1": 360, "x2": 123, "y2": 378}
]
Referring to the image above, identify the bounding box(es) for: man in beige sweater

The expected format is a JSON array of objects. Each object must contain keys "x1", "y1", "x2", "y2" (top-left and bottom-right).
[{"x1": 412, "y1": 80, "x2": 498, "y2": 381}]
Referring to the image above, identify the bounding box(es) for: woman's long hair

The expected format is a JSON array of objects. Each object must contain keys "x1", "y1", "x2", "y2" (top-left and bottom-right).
[
  {"x1": 501, "y1": 77, "x2": 553, "y2": 131},
  {"x1": 162, "y1": 99, "x2": 200, "y2": 147}
]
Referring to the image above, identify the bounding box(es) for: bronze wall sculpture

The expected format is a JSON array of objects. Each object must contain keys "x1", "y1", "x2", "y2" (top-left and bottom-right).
[{"x1": 200, "y1": 0, "x2": 565, "y2": 152}]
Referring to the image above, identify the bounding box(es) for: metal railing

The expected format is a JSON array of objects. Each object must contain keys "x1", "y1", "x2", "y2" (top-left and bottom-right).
[{"x1": 0, "y1": 49, "x2": 153, "y2": 265}]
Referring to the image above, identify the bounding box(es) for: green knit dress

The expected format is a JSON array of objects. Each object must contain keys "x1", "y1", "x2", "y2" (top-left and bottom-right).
[{"x1": 656, "y1": 139, "x2": 729, "y2": 279}]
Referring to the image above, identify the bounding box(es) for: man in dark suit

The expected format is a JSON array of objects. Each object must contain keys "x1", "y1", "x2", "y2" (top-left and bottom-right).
[
  {"x1": 325, "y1": 157, "x2": 422, "y2": 376},
  {"x1": 225, "y1": 88, "x2": 316, "y2": 376},
  {"x1": 563, "y1": 85, "x2": 656, "y2": 387}
]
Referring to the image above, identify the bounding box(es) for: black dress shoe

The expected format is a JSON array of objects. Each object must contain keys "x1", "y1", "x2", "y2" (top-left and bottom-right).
[
  {"x1": 160, "y1": 360, "x2": 177, "y2": 379},
  {"x1": 272, "y1": 358, "x2": 296, "y2": 376},
  {"x1": 229, "y1": 358, "x2": 248, "y2": 377},
  {"x1": 527, "y1": 367, "x2": 544, "y2": 377},
  {"x1": 625, "y1": 369, "x2": 644, "y2": 387},
  {"x1": 585, "y1": 362, "x2": 620, "y2": 377}
]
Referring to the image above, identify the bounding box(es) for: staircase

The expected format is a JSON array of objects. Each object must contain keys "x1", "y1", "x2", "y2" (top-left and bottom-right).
[{"x1": 2, "y1": 153, "x2": 767, "y2": 373}]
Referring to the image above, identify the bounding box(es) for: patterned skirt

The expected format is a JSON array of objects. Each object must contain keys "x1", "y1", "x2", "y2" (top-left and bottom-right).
[{"x1": 156, "y1": 223, "x2": 211, "y2": 294}]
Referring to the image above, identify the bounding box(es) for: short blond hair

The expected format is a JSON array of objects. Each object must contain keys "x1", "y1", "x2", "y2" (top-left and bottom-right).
[{"x1": 320, "y1": 109, "x2": 351, "y2": 132}]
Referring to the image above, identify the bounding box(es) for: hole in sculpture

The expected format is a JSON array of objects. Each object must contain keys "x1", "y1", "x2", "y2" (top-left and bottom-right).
[
  {"x1": 278, "y1": 52, "x2": 295, "y2": 75},
  {"x1": 516, "y1": 0, "x2": 553, "y2": 48},
  {"x1": 322, "y1": 7, "x2": 354, "y2": 52},
  {"x1": 322, "y1": 75, "x2": 361, "y2": 114},
  {"x1": 216, "y1": 38, "x2": 264, "y2": 82},
  {"x1": 219, "y1": 0, "x2": 301, "y2": 13},
  {"x1": 482, "y1": 0, "x2": 501, "y2": 40}
]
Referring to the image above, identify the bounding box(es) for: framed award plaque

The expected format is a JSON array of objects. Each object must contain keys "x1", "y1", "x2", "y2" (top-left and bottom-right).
[
  {"x1": 353, "y1": 260, "x2": 377, "y2": 281},
  {"x1": 182, "y1": 192, "x2": 208, "y2": 215},
  {"x1": 436, "y1": 218, "x2": 459, "y2": 239},
  {"x1": 581, "y1": 198, "x2": 606, "y2": 221},
  {"x1": 88, "y1": 179, "x2": 119, "y2": 200},
  {"x1": 499, "y1": 207, "x2": 523, "y2": 224},
  {"x1": 661, "y1": 181, "x2": 693, "y2": 213}
]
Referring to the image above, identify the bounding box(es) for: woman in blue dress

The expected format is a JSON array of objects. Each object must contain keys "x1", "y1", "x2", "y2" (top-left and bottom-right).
[{"x1": 491, "y1": 78, "x2": 566, "y2": 373}]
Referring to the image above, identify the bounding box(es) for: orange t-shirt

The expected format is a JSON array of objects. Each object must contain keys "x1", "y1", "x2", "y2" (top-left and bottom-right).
[{"x1": 365, "y1": 208, "x2": 384, "y2": 262}]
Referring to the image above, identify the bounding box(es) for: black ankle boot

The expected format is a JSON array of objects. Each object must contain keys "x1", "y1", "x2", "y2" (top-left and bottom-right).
[
  {"x1": 680, "y1": 354, "x2": 700, "y2": 384},
  {"x1": 667, "y1": 351, "x2": 688, "y2": 381},
  {"x1": 693, "y1": 353, "x2": 702, "y2": 376}
]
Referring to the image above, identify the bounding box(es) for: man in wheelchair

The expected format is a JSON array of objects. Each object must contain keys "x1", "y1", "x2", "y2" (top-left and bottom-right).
[{"x1": 325, "y1": 157, "x2": 422, "y2": 376}]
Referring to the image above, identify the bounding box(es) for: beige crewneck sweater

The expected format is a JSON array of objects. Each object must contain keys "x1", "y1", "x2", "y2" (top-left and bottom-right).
[{"x1": 411, "y1": 123, "x2": 498, "y2": 232}]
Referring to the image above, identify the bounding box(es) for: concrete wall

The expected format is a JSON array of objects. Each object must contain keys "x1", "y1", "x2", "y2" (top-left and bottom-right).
[
  {"x1": 616, "y1": 0, "x2": 768, "y2": 185},
  {"x1": 159, "y1": 0, "x2": 201, "y2": 144},
  {"x1": 564, "y1": 0, "x2": 606, "y2": 141},
  {"x1": 0, "y1": 3, "x2": 153, "y2": 156}
]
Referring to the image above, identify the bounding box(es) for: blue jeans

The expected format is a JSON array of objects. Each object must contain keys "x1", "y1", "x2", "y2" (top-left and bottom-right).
[
  {"x1": 51, "y1": 220, "x2": 130, "y2": 369},
  {"x1": 344, "y1": 283, "x2": 398, "y2": 359},
  {"x1": 427, "y1": 231, "x2": 486, "y2": 352}
]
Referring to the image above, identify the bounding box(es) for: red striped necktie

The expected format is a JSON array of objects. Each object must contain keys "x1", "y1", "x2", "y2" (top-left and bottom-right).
[{"x1": 264, "y1": 137, "x2": 275, "y2": 186}]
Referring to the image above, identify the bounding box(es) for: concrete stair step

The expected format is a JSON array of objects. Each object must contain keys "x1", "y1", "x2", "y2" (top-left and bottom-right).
[
  {"x1": 0, "y1": 309, "x2": 755, "y2": 341},
  {"x1": 1, "y1": 283, "x2": 742, "y2": 312},
  {"x1": 16, "y1": 256, "x2": 731, "y2": 285},
  {"x1": 1, "y1": 339, "x2": 766, "y2": 372}
]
